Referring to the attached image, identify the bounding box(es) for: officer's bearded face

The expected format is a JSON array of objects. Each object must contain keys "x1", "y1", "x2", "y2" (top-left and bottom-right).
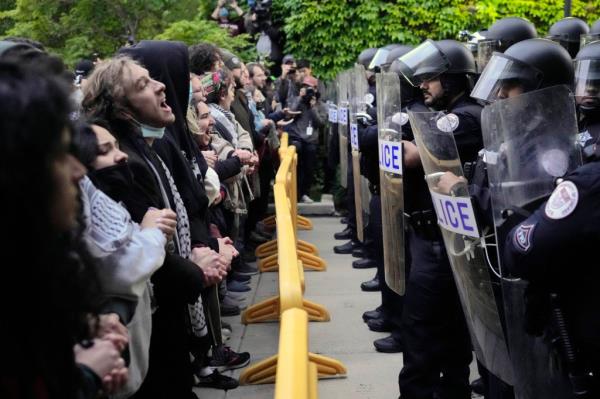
[{"x1": 420, "y1": 78, "x2": 444, "y2": 107}]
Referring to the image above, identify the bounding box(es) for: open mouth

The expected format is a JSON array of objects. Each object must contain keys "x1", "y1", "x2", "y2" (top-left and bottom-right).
[{"x1": 159, "y1": 98, "x2": 172, "y2": 113}]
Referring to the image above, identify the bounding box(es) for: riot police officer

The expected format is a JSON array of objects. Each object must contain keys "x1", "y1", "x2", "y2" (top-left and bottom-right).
[
  {"x1": 501, "y1": 40, "x2": 600, "y2": 397},
  {"x1": 333, "y1": 48, "x2": 378, "y2": 254},
  {"x1": 395, "y1": 39, "x2": 481, "y2": 399},
  {"x1": 574, "y1": 41, "x2": 600, "y2": 161},
  {"x1": 440, "y1": 37, "x2": 575, "y2": 399},
  {"x1": 547, "y1": 17, "x2": 589, "y2": 58}
]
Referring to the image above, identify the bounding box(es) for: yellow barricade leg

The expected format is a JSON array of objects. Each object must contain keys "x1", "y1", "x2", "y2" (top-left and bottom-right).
[
  {"x1": 309, "y1": 353, "x2": 348, "y2": 379},
  {"x1": 239, "y1": 354, "x2": 278, "y2": 385},
  {"x1": 297, "y1": 215, "x2": 314, "y2": 230},
  {"x1": 241, "y1": 296, "x2": 280, "y2": 324},
  {"x1": 261, "y1": 214, "x2": 277, "y2": 229},
  {"x1": 308, "y1": 362, "x2": 319, "y2": 399},
  {"x1": 258, "y1": 252, "x2": 279, "y2": 272},
  {"x1": 298, "y1": 250, "x2": 327, "y2": 271},
  {"x1": 302, "y1": 298, "x2": 330, "y2": 322},
  {"x1": 255, "y1": 239, "x2": 278, "y2": 259},
  {"x1": 297, "y1": 239, "x2": 319, "y2": 255}
]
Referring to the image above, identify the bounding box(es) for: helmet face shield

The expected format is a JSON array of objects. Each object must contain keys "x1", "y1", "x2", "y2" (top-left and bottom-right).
[
  {"x1": 397, "y1": 40, "x2": 449, "y2": 86},
  {"x1": 368, "y1": 48, "x2": 391, "y2": 70},
  {"x1": 477, "y1": 40, "x2": 500, "y2": 73},
  {"x1": 470, "y1": 53, "x2": 543, "y2": 102},
  {"x1": 574, "y1": 59, "x2": 600, "y2": 108},
  {"x1": 581, "y1": 33, "x2": 600, "y2": 48}
]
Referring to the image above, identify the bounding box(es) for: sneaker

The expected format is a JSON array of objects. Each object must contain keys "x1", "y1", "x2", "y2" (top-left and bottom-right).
[
  {"x1": 209, "y1": 346, "x2": 251, "y2": 372},
  {"x1": 300, "y1": 194, "x2": 314, "y2": 203},
  {"x1": 195, "y1": 368, "x2": 239, "y2": 390},
  {"x1": 234, "y1": 260, "x2": 259, "y2": 276},
  {"x1": 219, "y1": 302, "x2": 240, "y2": 317}
]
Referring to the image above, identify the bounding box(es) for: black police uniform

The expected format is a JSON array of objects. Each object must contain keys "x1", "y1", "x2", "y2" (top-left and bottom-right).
[
  {"x1": 399, "y1": 94, "x2": 480, "y2": 399},
  {"x1": 503, "y1": 161, "x2": 600, "y2": 394},
  {"x1": 578, "y1": 113, "x2": 600, "y2": 163}
]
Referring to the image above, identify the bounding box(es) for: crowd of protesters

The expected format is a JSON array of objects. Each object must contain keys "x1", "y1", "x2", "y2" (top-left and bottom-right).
[{"x1": 0, "y1": 34, "x2": 326, "y2": 399}]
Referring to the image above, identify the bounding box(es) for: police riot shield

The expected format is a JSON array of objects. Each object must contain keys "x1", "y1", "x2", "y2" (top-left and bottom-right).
[
  {"x1": 337, "y1": 71, "x2": 349, "y2": 188},
  {"x1": 349, "y1": 64, "x2": 368, "y2": 241},
  {"x1": 482, "y1": 85, "x2": 581, "y2": 399},
  {"x1": 376, "y1": 72, "x2": 406, "y2": 295},
  {"x1": 355, "y1": 64, "x2": 372, "y2": 236},
  {"x1": 409, "y1": 110, "x2": 514, "y2": 385}
]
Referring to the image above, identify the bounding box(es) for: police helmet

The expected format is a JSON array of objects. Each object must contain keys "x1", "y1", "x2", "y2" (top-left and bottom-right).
[
  {"x1": 357, "y1": 48, "x2": 378, "y2": 69},
  {"x1": 471, "y1": 38, "x2": 573, "y2": 102},
  {"x1": 477, "y1": 17, "x2": 537, "y2": 72},
  {"x1": 484, "y1": 17, "x2": 537, "y2": 51},
  {"x1": 396, "y1": 39, "x2": 476, "y2": 87},
  {"x1": 581, "y1": 19, "x2": 600, "y2": 48},
  {"x1": 574, "y1": 41, "x2": 600, "y2": 111},
  {"x1": 547, "y1": 17, "x2": 589, "y2": 58},
  {"x1": 387, "y1": 46, "x2": 421, "y2": 103}
]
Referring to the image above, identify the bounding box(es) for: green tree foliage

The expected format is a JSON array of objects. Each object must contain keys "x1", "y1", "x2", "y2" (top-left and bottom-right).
[
  {"x1": 0, "y1": 0, "x2": 201, "y2": 65},
  {"x1": 156, "y1": 18, "x2": 256, "y2": 61},
  {"x1": 278, "y1": 0, "x2": 600, "y2": 79}
]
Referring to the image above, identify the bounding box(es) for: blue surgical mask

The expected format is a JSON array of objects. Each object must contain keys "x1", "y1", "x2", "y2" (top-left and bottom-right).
[{"x1": 140, "y1": 124, "x2": 165, "y2": 139}]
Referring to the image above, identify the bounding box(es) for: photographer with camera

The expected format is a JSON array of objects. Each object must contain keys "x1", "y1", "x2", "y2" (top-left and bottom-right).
[
  {"x1": 286, "y1": 75, "x2": 327, "y2": 203},
  {"x1": 211, "y1": 0, "x2": 245, "y2": 36}
]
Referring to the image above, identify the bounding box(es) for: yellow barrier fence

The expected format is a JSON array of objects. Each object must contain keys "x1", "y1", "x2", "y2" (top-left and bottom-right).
[
  {"x1": 239, "y1": 145, "x2": 347, "y2": 392},
  {"x1": 255, "y1": 144, "x2": 325, "y2": 272}
]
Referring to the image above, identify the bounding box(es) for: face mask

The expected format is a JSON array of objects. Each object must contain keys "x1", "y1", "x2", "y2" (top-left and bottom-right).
[
  {"x1": 188, "y1": 84, "x2": 193, "y2": 106},
  {"x1": 89, "y1": 162, "x2": 134, "y2": 203},
  {"x1": 140, "y1": 123, "x2": 165, "y2": 139}
]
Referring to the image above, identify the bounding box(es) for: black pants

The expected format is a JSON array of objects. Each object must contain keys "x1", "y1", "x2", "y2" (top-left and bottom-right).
[
  {"x1": 345, "y1": 147, "x2": 357, "y2": 238},
  {"x1": 370, "y1": 194, "x2": 404, "y2": 339},
  {"x1": 399, "y1": 227, "x2": 472, "y2": 399},
  {"x1": 477, "y1": 361, "x2": 515, "y2": 399},
  {"x1": 289, "y1": 137, "x2": 317, "y2": 198}
]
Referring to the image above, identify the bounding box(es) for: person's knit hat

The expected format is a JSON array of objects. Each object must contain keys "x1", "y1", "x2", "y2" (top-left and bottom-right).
[{"x1": 220, "y1": 49, "x2": 242, "y2": 70}]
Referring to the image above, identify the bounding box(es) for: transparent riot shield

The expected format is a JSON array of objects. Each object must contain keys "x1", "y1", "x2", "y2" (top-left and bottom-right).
[
  {"x1": 581, "y1": 33, "x2": 600, "y2": 48},
  {"x1": 337, "y1": 71, "x2": 349, "y2": 188},
  {"x1": 409, "y1": 110, "x2": 514, "y2": 385},
  {"x1": 482, "y1": 85, "x2": 581, "y2": 399},
  {"x1": 477, "y1": 40, "x2": 499, "y2": 73},
  {"x1": 376, "y1": 72, "x2": 405, "y2": 295},
  {"x1": 355, "y1": 65, "x2": 372, "y2": 238},
  {"x1": 349, "y1": 64, "x2": 367, "y2": 241}
]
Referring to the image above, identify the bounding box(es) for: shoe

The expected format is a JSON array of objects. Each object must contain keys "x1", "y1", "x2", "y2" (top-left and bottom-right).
[
  {"x1": 234, "y1": 260, "x2": 258, "y2": 276},
  {"x1": 249, "y1": 231, "x2": 269, "y2": 244},
  {"x1": 333, "y1": 240, "x2": 360, "y2": 254},
  {"x1": 219, "y1": 302, "x2": 240, "y2": 316},
  {"x1": 227, "y1": 280, "x2": 251, "y2": 293},
  {"x1": 367, "y1": 318, "x2": 393, "y2": 332},
  {"x1": 360, "y1": 276, "x2": 381, "y2": 292},
  {"x1": 340, "y1": 216, "x2": 348, "y2": 224},
  {"x1": 353, "y1": 258, "x2": 377, "y2": 269},
  {"x1": 254, "y1": 228, "x2": 273, "y2": 240},
  {"x1": 195, "y1": 368, "x2": 239, "y2": 390},
  {"x1": 471, "y1": 377, "x2": 485, "y2": 395},
  {"x1": 352, "y1": 247, "x2": 367, "y2": 258},
  {"x1": 222, "y1": 293, "x2": 247, "y2": 310},
  {"x1": 209, "y1": 346, "x2": 251, "y2": 372},
  {"x1": 334, "y1": 227, "x2": 354, "y2": 240},
  {"x1": 300, "y1": 194, "x2": 314, "y2": 203},
  {"x1": 222, "y1": 328, "x2": 231, "y2": 341},
  {"x1": 374, "y1": 335, "x2": 403, "y2": 353},
  {"x1": 231, "y1": 272, "x2": 252, "y2": 282},
  {"x1": 221, "y1": 320, "x2": 232, "y2": 331},
  {"x1": 362, "y1": 308, "x2": 383, "y2": 322}
]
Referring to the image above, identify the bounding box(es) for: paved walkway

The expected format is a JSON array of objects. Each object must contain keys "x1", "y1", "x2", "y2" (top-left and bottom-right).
[{"x1": 196, "y1": 216, "x2": 479, "y2": 399}]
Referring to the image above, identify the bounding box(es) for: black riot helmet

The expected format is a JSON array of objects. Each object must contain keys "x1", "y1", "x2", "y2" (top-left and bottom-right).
[
  {"x1": 547, "y1": 17, "x2": 589, "y2": 58},
  {"x1": 471, "y1": 38, "x2": 573, "y2": 103},
  {"x1": 396, "y1": 39, "x2": 476, "y2": 87},
  {"x1": 357, "y1": 48, "x2": 378, "y2": 69},
  {"x1": 574, "y1": 41, "x2": 600, "y2": 113},
  {"x1": 369, "y1": 44, "x2": 401, "y2": 71},
  {"x1": 581, "y1": 19, "x2": 600, "y2": 48},
  {"x1": 387, "y1": 45, "x2": 421, "y2": 104},
  {"x1": 477, "y1": 17, "x2": 537, "y2": 72}
]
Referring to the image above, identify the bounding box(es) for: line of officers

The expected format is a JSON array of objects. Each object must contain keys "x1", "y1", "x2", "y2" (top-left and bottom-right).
[{"x1": 327, "y1": 16, "x2": 600, "y2": 399}]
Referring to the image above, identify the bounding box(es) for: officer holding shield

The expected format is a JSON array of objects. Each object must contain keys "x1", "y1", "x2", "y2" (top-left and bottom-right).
[
  {"x1": 500, "y1": 39, "x2": 600, "y2": 397},
  {"x1": 395, "y1": 39, "x2": 481, "y2": 399},
  {"x1": 574, "y1": 41, "x2": 600, "y2": 162}
]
